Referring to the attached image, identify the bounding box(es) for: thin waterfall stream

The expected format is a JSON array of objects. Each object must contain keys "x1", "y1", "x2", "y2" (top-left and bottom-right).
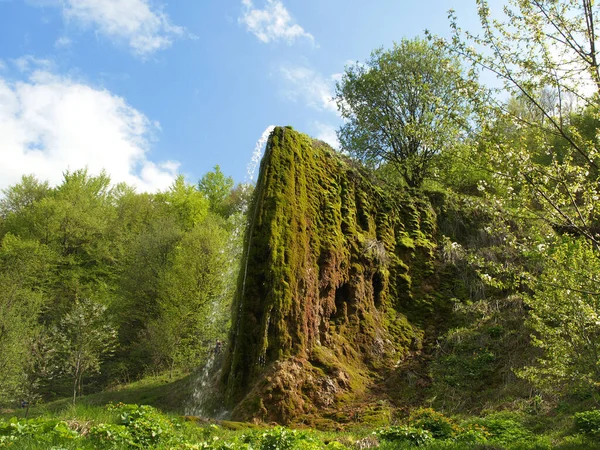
[{"x1": 185, "y1": 125, "x2": 274, "y2": 418}]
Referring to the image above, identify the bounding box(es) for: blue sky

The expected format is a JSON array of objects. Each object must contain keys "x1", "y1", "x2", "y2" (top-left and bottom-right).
[{"x1": 0, "y1": 0, "x2": 484, "y2": 191}]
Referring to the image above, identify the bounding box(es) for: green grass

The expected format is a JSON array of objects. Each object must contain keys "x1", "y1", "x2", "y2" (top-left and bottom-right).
[
  {"x1": 1, "y1": 406, "x2": 599, "y2": 450},
  {"x1": 1, "y1": 371, "x2": 191, "y2": 420},
  {"x1": 2, "y1": 374, "x2": 599, "y2": 449}
]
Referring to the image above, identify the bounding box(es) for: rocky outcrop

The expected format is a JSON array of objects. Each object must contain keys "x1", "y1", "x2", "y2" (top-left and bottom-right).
[{"x1": 222, "y1": 127, "x2": 438, "y2": 423}]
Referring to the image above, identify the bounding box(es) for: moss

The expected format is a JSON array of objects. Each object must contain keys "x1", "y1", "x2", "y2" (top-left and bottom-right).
[
  {"x1": 359, "y1": 403, "x2": 394, "y2": 427},
  {"x1": 222, "y1": 127, "x2": 442, "y2": 423},
  {"x1": 218, "y1": 421, "x2": 263, "y2": 430}
]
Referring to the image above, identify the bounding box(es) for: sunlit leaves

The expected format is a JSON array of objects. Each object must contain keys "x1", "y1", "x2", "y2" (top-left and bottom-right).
[
  {"x1": 335, "y1": 38, "x2": 475, "y2": 188},
  {"x1": 518, "y1": 238, "x2": 600, "y2": 397}
]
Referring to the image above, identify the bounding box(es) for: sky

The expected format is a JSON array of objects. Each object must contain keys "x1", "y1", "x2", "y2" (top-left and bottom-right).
[{"x1": 0, "y1": 0, "x2": 485, "y2": 192}]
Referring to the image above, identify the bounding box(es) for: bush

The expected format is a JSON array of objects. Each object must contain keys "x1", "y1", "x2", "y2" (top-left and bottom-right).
[
  {"x1": 90, "y1": 403, "x2": 182, "y2": 448},
  {"x1": 469, "y1": 414, "x2": 531, "y2": 444},
  {"x1": 574, "y1": 409, "x2": 600, "y2": 436},
  {"x1": 240, "y1": 427, "x2": 330, "y2": 450},
  {"x1": 375, "y1": 425, "x2": 433, "y2": 446},
  {"x1": 0, "y1": 417, "x2": 80, "y2": 447},
  {"x1": 453, "y1": 424, "x2": 490, "y2": 444},
  {"x1": 409, "y1": 408, "x2": 460, "y2": 439}
]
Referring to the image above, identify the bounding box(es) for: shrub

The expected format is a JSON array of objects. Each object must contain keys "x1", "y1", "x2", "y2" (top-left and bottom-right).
[
  {"x1": 89, "y1": 422, "x2": 132, "y2": 446},
  {"x1": 0, "y1": 417, "x2": 79, "y2": 446},
  {"x1": 240, "y1": 427, "x2": 326, "y2": 450},
  {"x1": 90, "y1": 403, "x2": 182, "y2": 448},
  {"x1": 453, "y1": 424, "x2": 490, "y2": 444},
  {"x1": 470, "y1": 414, "x2": 531, "y2": 444},
  {"x1": 574, "y1": 409, "x2": 600, "y2": 436},
  {"x1": 409, "y1": 408, "x2": 460, "y2": 439},
  {"x1": 374, "y1": 425, "x2": 433, "y2": 446}
]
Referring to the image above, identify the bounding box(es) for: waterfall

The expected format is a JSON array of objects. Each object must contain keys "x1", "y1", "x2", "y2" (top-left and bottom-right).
[
  {"x1": 186, "y1": 125, "x2": 275, "y2": 417},
  {"x1": 238, "y1": 125, "x2": 275, "y2": 320}
]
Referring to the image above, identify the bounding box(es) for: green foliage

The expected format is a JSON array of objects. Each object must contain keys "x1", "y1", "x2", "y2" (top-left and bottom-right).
[
  {"x1": 574, "y1": 410, "x2": 600, "y2": 436},
  {"x1": 518, "y1": 239, "x2": 600, "y2": 398},
  {"x1": 146, "y1": 214, "x2": 231, "y2": 373},
  {"x1": 439, "y1": 0, "x2": 600, "y2": 250},
  {"x1": 375, "y1": 425, "x2": 433, "y2": 446},
  {"x1": 90, "y1": 403, "x2": 181, "y2": 448},
  {"x1": 335, "y1": 37, "x2": 474, "y2": 187},
  {"x1": 0, "y1": 417, "x2": 79, "y2": 447},
  {"x1": 248, "y1": 427, "x2": 319, "y2": 450},
  {"x1": 117, "y1": 212, "x2": 183, "y2": 360},
  {"x1": 429, "y1": 295, "x2": 533, "y2": 407},
  {"x1": 159, "y1": 175, "x2": 210, "y2": 230},
  {"x1": 51, "y1": 298, "x2": 118, "y2": 404},
  {"x1": 408, "y1": 408, "x2": 460, "y2": 440},
  {"x1": 0, "y1": 163, "x2": 238, "y2": 396},
  {"x1": 0, "y1": 233, "x2": 53, "y2": 402},
  {"x1": 380, "y1": 408, "x2": 491, "y2": 445},
  {"x1": 0, "y1": 175, "x2": 50, "y2": 238},
  {"x1": 198, "y1": 166, "x2": 235, "y2": 216},
  {"x1": 2, "y1": 396, "x2": 600, "y2": 450},
  {"x1": 467, "y1": 413, "x2": 532, "y2": 445}
]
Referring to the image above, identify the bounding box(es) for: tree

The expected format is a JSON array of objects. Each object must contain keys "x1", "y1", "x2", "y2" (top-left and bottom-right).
[
  {"x1": 335, "y1": 38, "x2": 474, "y2": 187},
  {"x1": 439, "y1": 0, "x2": 600, "y2": 398},
  {"x1": 518, "y1": 238, "x2": 600, "y2": 399},
  {"x1": 51, "y1": 298, "x2": 117, "y2": 405},
  {"x1": 198, "y1": 166, "x2": 234, "y2": 216},
  {"x1": 158, "y1": 175, "x2": 209, "y2": 230},
  {"x1": 146, "y1": 214, "x2": 230, "y2": 375},
  {"x1": 0, "y1": 234, "x2": 52, "y2": 403},
  {"x1": 117, "y1": 213, "x2": 182, "y2": 360},
  {"x1": 0, "y1": 176, "x2": 51, "y2": 266},
  {"x1": 441, "y1": 0, "x2": 600, "y2": 248},
  {"x1": 0, "y1": 175, "x2": 50, "y2": 217}
]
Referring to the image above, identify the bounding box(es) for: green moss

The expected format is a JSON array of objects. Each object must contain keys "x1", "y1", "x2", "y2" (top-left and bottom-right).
[{"x1": 222, "y1": 127, "x2": 442, "y2": 423}]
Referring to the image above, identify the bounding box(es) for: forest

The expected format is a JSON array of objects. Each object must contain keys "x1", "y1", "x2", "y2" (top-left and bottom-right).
[{"x1": 2, "y1": 0, "x2": 600, "y2": 449}]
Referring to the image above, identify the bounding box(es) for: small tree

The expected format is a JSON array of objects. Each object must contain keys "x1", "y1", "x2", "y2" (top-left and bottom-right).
[
  {"x1": 335, "y1": 38, "x2": 474, "y2": 187},
  {"x1": 518, "y1": 238, "x2": 600, "y2": 399},
  {"x1": 52, "y1": 298, "x2": 117, "y2": 405}
]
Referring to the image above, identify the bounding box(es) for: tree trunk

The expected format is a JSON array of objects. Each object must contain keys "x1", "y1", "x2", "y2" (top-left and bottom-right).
[{"x1": 72, "y1": 375, "x2": 77, "y2": 406}]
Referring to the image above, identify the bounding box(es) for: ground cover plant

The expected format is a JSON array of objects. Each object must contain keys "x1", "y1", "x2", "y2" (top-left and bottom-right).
[{"x1": 2, "y1": 399, "x2": 600, "y2": 449}]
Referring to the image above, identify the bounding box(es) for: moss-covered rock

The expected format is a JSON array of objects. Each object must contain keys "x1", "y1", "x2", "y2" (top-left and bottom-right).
[{"x1": 222, "y1": 127, "x2": 439, "y2": 423}]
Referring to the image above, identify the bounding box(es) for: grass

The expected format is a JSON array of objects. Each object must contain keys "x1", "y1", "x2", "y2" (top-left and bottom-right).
[
  {"x1": 1, "y1": 374, "x2": 599, "y2": 449},
  {"x1": 1, "y1": 371, "x2": 192, "y2": 420}
]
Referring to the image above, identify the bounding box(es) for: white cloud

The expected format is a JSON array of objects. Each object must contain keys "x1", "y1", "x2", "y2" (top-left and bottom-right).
[
  {"x1": 0, "y1": 70, "x2": 178, "y2": 193},
  {"x1": 240, "y1": 0, "x2": 314, "y2": 45},
  {"x1": 313, "y1": 121, "x2": 339, "y2": 149},
  {"x1": 54, "y1": 36, "x2": 72, "y2": 48},
  {"x1": 31, "y1": 0, "x2": 185, "y2": 56},
  {"x1": 13, "y1": 55, "x2": 53, "y2": 73},
  {"x1": 278, "y1": 64, "x2": 338, "y2": 113}
]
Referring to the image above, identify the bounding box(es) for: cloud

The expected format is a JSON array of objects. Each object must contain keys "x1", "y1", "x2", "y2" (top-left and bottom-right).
[
  {"x1": 312, "y1": 121, "x2": 339, "y2": 149},
  {"x1": 31, "y1": 0, "x2": 185, "y2": 56},
  {"x1": 54, "y1": 36, "x2": 72, "y2": 48},
  {"x1": 13, "y1": 55, "x2": 53, "y2": 73},
  {"x1": 240, "y1": 0, "x2": 314, "y2": 45},
  {"x1": 278, "y1": 64, "x2": 338, "y2": 113},
  {"x1": 0, "y1": 70, "x2": 178, "y2": 193}
]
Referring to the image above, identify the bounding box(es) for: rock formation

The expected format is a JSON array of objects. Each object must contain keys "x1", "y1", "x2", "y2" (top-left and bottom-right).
[{"x1": 222, "y1": 126, "x2": 439, "y2": 423}]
